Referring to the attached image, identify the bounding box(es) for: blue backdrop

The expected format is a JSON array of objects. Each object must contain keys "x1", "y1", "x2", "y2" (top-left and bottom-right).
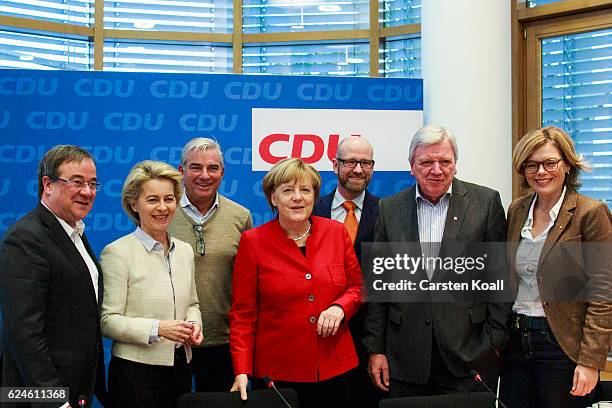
[{"x1": 0, "y1": 70, "x2": 422, "y2": 404}]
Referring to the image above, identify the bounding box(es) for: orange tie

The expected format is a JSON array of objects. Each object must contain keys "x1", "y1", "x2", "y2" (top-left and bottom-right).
[{"x1": 342, "y1": 201, "x2": 358, "y2": 243}]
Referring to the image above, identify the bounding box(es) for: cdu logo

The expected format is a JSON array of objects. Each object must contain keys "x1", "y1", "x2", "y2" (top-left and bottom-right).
[
  {"x1": 178, "y1": 114, "x2": 238, "y2": 132},
  {"x1": 26, "y1": 112, "x2": 88, "y2": 130},
  {"x1": 150, "y1": 146, "x2": 183, "y2": 165},
  {"x1": 296, "y1": 83, "x2": 352, "y2": 101},
  {"x1": 73, "y1": 79, "x2": 135, "y2": 97},
  {"x1": 0, "y1": 145, "x2": 47, "y2": 163},
  {"x1": 0, "y1": 77, "x2": 58, "y2": 96},
  {"x1": 252, "y1": 108, "x2": 423, "y2": 171},
  {"x1": 224, "y1": 147, "x2": 252, "y2": 166},
  {"x1": 82, "y1": 146, "x2": 135, "y2": 164},
  {"x1": 150, "y1": 80, "x2": 209, "y2": 99},
  {"x1": 367, "y1": 84, "x2": 422, "y2": 102},
  {"x1": 104, "y1": 113, "x2": 164, "y2": 131},
  {"x1": 224, "y1": 82, "x2": 282, "y2": 101},
  {"x1": 258, "y1": 133, "x2": 339, "y2": 165}
]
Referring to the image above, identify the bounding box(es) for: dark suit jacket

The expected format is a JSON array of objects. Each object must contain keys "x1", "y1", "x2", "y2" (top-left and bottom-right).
[
  {"x1": 229, "y1": 216, "x2": 362, "y2": 382},
  {"x1": 362, "y1": 178, "x2": 511, "y2": 384},
  {"x1": 312, "y1": 189, "x2": 380, "y2": 262},
  {"x1": 313, "y1": 189, "x2": 379, "y2": 348},
  {"x1": 0, "y1": 204, "x2": 106, "y2": 407},
  {"x1": 507, "y1": 190, "x2": 612, "y2": 370}
]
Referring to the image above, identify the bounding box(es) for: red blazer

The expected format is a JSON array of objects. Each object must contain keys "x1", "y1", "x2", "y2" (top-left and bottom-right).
[{"x1": 230, "y1": 216, "x2": 362, "y2": 382}]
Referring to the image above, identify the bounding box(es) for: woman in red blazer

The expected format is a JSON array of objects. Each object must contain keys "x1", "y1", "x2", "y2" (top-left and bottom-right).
[{"x1": 229, "y1": 158, "x2": 363, "y2": 408}]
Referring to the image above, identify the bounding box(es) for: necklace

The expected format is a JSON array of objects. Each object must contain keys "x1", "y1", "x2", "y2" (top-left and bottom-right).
[{"x1": 291, "y1": 222, "x2": 311, "y2": 241}]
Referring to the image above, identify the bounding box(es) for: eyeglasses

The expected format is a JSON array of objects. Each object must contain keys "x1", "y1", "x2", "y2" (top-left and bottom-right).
[
  {"x1": 337, "y1": 158, "x2": 375, "y2": 169},
  {"x1": 192, "y1": 224, "x2": 205, "y2": 256},
  {"x1": 50, "y1": 177, "x2": 102, "y2": 191},
  {"x1": 522, "y1": 158, "x2": 563, "y2": 174}
]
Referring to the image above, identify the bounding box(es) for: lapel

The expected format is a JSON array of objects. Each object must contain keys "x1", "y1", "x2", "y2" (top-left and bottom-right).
[
  {"x1": 355, "y1": 190, "x2": 378, "y2": 244},
  {"x1": 440, "y1": 178, "x2": 469, "y2": 245},
  {"x1": 315, "y1": 192, "x2": 333, "y2": 219},
  {"x1": 508, "y1": 196, "x2": 532, "y2": 245},
  {"x1": 506, "y1": 194, "x2": 534, "y2": 293},
  {"x1": 432, "y1": 179, "x2": 468, "y2": 283},
  {"x1": 81, "y1": 232, "x2": 103, "y2": 308},
  {"x1": 400, "y1": 185, "x2": 431, "y2": 288},
  {"x1": 401, "y1": 185, "x2": 420, "y2": 244},
  {"x1": 269, "y1": 217, "x2": 310, "y2": 266},
  {"x1": 538, "y1": 189, "x2": 577, "y2": 268},
  {"x1": 36, "y1": 204, "x2": 99, "y2": 312}
]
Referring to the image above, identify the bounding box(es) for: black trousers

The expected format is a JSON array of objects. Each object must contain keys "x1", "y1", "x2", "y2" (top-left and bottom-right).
[
  {"x1": 108, "y1": 350, "x2": 192, "y2": 408},
  {"x1": 191, "y1": 343, "x2": 234, "y2": 392},
  {"x1": 500, "y1": 322, "x2": 596, "y2": 408},
  {"x1": 252, "y1": 373, "x2": 351, "y2": 408},
  {"x1": 389, "y1": 335, "x2": 498, "y2": 398}
]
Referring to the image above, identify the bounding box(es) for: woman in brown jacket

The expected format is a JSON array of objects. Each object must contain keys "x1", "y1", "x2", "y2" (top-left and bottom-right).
[{"x1": 500, "y1": 126, "x2": 611, "y2": 408}]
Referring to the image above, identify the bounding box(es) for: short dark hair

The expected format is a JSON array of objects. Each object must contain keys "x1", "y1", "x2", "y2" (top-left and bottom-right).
[{"x1": 38, "y1": 145, "x2": 94, "y2": 198}]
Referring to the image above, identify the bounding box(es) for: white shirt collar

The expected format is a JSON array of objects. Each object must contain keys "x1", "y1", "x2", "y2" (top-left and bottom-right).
[
  {"x1": 415, "y1": 183, "x2": 453, "y2": 205},
  {"x1": 40, "y1": 200, "x2": 85, "y2": 238},
  {"x1": 180, "y1": 190, "x2": 219, "y2": 216},
  {"x1": 524, "y1": 186, "x2": 567, "y2": 231},
  {"x1": 331, "y1": 189, "x2": 365, "y2": 211},
  {"x1": 133, "y1": 227, "x2": 175, "y2": 253}
]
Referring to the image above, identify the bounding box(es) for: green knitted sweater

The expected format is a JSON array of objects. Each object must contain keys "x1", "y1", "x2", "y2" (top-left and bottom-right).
[{"x1": 168, "y1": 195, "x2": 252, "y2": 346}]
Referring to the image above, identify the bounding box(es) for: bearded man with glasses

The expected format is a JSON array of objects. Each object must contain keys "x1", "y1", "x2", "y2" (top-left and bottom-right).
[
  {"x1": 0, "y1": 145, "x2": 107, "y2": 408},
  {"x1": 313, "y1": 135, "x2": 381, "y2": 408}
]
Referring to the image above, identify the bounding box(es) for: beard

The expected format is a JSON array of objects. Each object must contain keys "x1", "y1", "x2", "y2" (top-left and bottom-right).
[{"x1": 339, "y1": 175, "x2": 370, "y2": 194}]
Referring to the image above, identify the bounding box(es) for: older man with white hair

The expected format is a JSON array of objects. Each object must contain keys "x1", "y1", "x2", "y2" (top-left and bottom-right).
[{"x1": 363, "y1": 125, "x2": 510, "y2": 398}]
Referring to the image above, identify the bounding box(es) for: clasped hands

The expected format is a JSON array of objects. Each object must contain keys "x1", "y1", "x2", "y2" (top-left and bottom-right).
[{"x1": 158, "y1": 320, "x2": 203, "y2": 345}]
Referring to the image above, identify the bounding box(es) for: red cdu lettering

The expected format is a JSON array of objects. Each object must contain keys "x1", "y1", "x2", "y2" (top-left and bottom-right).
[
  {"x1": 291, "y1": 134, "x2": 324, "y2": 164},
  {"x1": 327, "y1": 134, "x2": 339, "y2": 161},
  {"x1": 259, "y1": 133, "x2": 289, "y2": 164},
  {"x1": 259, "y1": 133, "x2": 342, "y2": 165}
]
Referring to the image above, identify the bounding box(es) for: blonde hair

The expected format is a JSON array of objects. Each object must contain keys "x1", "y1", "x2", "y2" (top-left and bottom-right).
[
  {"x1": 513, "y1": 126, "x2": 589, "y2": 190},
  {"x1": 121, "y1": 160, "x2": 183, "y2": 225},
  {"x1": 262, "y1": 158, "x2": 322, "y2": 212}
]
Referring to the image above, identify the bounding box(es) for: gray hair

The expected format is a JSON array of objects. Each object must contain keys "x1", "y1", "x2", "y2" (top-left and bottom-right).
[
  {"x1": 38, "y1": 145, "x2": 94, "y2": 198},
  {"x1": 409, "y1": 125, "x2": 459, "y2": 163},
  {"x1": 180, "y1": 137, "x2": 224, "y2": 167}
]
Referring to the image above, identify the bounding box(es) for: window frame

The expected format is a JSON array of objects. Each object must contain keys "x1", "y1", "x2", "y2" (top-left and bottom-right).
[
  {"x1": 0, "y1": 0, "x2": 421, "y2": 75},
  {"x1": 511, "y1": 0, "x2": 612, "y2": 198}
]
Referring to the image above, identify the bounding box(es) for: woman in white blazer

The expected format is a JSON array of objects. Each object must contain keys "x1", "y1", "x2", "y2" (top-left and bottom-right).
[{"x1": 101, "y1": 160, "x2": 202, "y2": 408}]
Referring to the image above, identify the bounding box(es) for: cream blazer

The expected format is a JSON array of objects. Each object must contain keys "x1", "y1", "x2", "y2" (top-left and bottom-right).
[{"x1": 101, "y1": 233, "x2": 201, "y2": 366}]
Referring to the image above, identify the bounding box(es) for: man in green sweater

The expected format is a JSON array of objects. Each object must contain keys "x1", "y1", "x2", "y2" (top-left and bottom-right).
[{"x1": 168, "y1": 137, "x2": 252, "y2": 392}]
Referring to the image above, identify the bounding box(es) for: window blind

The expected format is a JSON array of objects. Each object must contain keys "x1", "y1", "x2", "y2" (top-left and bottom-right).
[
  {"x1": 0, "y1": 28, "x2": 91, "y2": 70},
  {"x1": 541, "y1": 28, "x2": 612, "y2": 206}
]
